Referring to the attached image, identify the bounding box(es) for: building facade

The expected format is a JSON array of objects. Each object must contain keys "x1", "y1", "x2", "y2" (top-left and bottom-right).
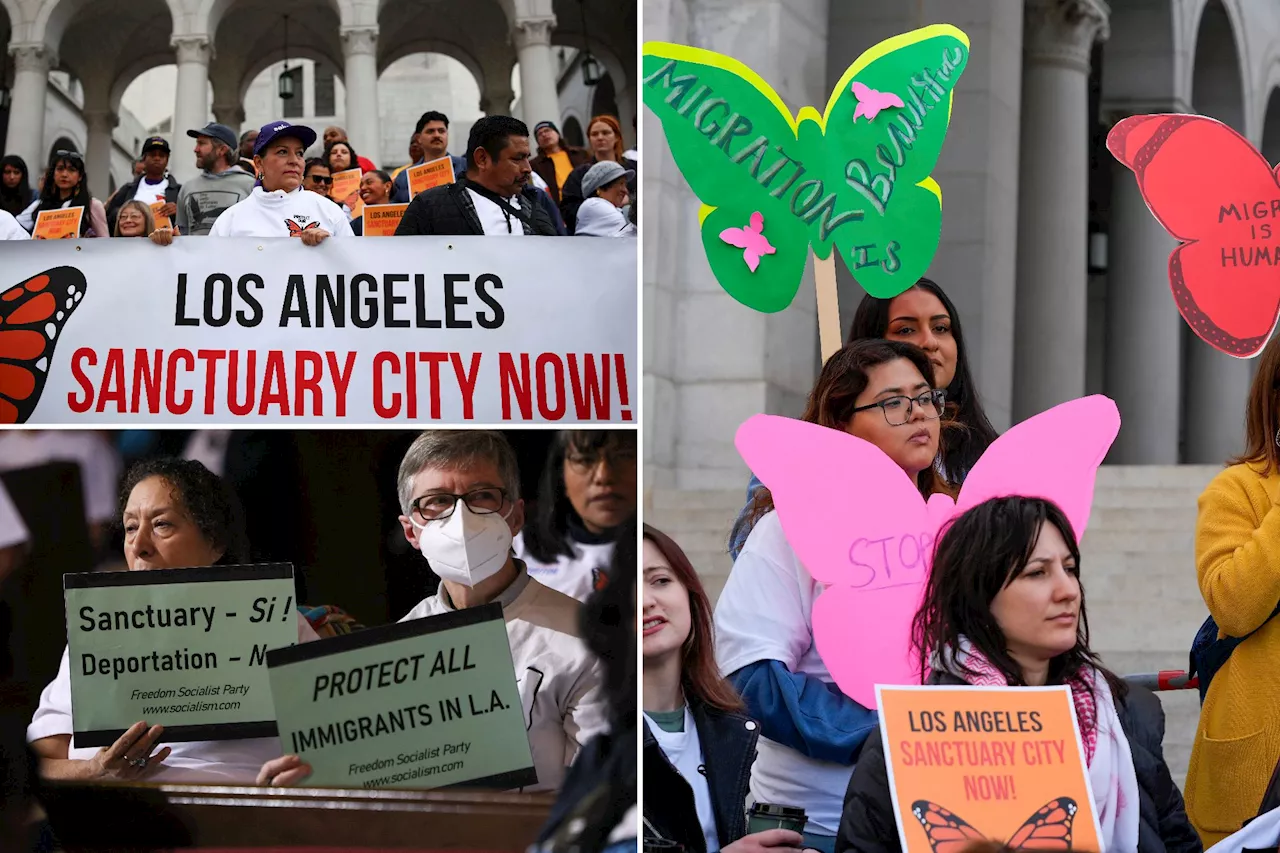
[
  {"x1": 0, "y1": 0, "x2": 635, "y2": 196},
  {"x1": 644, "y1": 0, "x2": 1280, "y2": 493}
]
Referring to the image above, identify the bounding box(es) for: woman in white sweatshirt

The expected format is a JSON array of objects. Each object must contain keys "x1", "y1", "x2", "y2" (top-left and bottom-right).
[{"x1": 151, "y1": 121, "x2": 351, "y2": 245}]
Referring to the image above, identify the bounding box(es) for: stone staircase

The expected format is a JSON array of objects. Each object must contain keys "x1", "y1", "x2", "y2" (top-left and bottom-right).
[{"x1": 645, "y1": 465, "x2": 1224, "y2": 788}]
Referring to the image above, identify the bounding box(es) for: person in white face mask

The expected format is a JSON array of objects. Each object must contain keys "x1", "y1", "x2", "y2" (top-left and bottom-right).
[{"x1": 395, "y1": 430, "x2": 610, "y2": 792}]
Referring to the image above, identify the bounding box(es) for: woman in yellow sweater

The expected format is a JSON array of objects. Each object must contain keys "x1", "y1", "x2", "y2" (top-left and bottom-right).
[{"x1": 1186, "y1": 334, "x2": 1280, "y2": 845}]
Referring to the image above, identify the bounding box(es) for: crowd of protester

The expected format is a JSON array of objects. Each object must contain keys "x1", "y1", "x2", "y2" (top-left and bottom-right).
[
  {"x1": 0, "y1": 428, "x2": 636, "y2": 848},
  {"x1": 0, "y1": 110, "x2": 637, "y2": 242},
  {"x1": 638, "y1": 277, "x2": 1280, "y2": 853}
]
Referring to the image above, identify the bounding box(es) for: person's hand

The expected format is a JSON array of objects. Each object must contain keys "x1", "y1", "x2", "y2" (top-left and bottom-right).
[
  {"x1": 149, "y1": 225, "x2": 178, "y2": 245},
  {"x1": 256, "y1": 754, "x2": 312, "y2": 787},
  {"x1": 86, "y1": 721, "x2": 171, "y2": 781},
  {"x1": 344, "y1": 192, "x2": 359, "y2": 209},
  {"x1": 295, "y1": 228, "x2": 331, "y2": 246},
  {"x1": 722, "y1": 830, "x2": 808, "y2": 853},
  {"x1": 157, "y1": 203, "x2": 178, "y2": 219}
]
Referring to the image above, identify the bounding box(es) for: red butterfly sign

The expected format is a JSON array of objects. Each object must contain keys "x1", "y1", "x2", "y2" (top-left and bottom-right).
[
  {"x1": 0, "y1": 267, "x2": 88, "y2": 424},
  {"x1": 285, "y1": 219, "x2": 321, "y2": 235},
  {"x1": 911, "y1": 798, "x2": 1078, "y2": 852},
  {"x1": 1107, "y1": 114, "x2": 1280, "y2": 357}
]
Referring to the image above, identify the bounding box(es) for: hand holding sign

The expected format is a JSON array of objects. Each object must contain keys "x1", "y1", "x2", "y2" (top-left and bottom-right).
[
  {"x1": 83, "y1": 720, "x2": 173, "y2": 781},
  {"x1": 1108, "y1": 114, "x2": 1280, "y2": 357},
  {"x1": 643, "y1": 26, "x2": 969, "y2": 359},
  {"x1": 734, "y1": 396, "x2": 1119, "y2": 708}
]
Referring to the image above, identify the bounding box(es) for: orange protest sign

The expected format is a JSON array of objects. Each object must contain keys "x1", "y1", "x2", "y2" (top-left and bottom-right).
[
  {"x1": 149, "y1": 201, "x2": 172, "y2": 230},
  {"x1": 349, "y1": 197, "x2": 365, "y2": 222},
  {"x1": 407, "y1": 156, "x2": 455, "y2": 197},
  {"x1": 331, "y1": 168, "x2": 362, "y2": 206},
  {"x1": 876, "y1": 685, "x2": 1103, "y2": 853},
  {"x1": 33, "y1": 207, "x2": 84, "y2": 239},
  {"x1": 361, "y1": 204, "x2": 408, "y2": 237}
]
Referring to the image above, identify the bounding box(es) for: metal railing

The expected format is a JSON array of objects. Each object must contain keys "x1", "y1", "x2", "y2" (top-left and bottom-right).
[{"x1": 1123, "y1": 670, "x2": 1199, "y2": 692}]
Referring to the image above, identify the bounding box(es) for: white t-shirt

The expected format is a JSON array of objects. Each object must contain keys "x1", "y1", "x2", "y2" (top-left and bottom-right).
[
  {"x1": 714, "y1": 510, "x2": 850, "y2": 836},
  {"x1": 466, "y1": 189, "x2": 526, "y2": 237},
  {"x1": 400, "y1": 567, "x2": 608, "y2": 792},
  {"x1": 0, "y1": 431, "x2": 122, "y2": 525},
  {"x1": 0, "y1": 209, "x2": 30, "y2": 240},
  {"x1": 132, "y1": 178, "x2": 169, "y2": 204},
  {"x1": 513, "y1": 531, "x2": 614, "y2": 603},
  {"x1": 209, "y1": 186, "x2": 354, "y2": 238},
  {"x1": 29, "y1": 613, "x2": 319, "y2": 783},
  {"x1": 0, "y1": 480, "x2": 30, "y2": 549},
  {"x1": 646, "y1": 707, "x2": 720, "y2": 853}
]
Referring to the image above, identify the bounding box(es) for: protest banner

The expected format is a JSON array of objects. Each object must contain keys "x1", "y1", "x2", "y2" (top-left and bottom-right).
[
  {"x1": 408, "y1": 157, "x2": 456, "y2": 197},
  {"x1": 643, "y1": 25, "x2": 968, "y2": 359},
  {"x1": 1108, "y1": 113, "x2": 1280, "y2": 357},
  {"x1": 0, "y1": 237, "x2": 635, "y2": 424},
  {"x1": 33, "y1": 207, "x2": 84, "y2": 239},
  {"x1": 267, "y1": 602, "x2": 535, "y2": 791},
  {"x1": 735, "y1": 396, "x2": 1119, "y2": 708},
  {"x1": 877, "y1": 684, "x2": 1103, "y2": 852},
  {"x1": 63, "y1": 563, "x2": 298, "y2": 746},
  {"x1": 331, "y1": 168, "x2": 362, "y2": 207},
  {"x1": 150, "y1": 200, "x2": 172, "y2": 230},
  {"x1": 363, "y1": 203, "x2": 407, "y2": 236}
]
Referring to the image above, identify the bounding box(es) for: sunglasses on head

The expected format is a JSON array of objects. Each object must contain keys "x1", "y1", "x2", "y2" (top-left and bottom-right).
[{"x1": 53, "y1": 150, "x2": 84, "y2": 165}]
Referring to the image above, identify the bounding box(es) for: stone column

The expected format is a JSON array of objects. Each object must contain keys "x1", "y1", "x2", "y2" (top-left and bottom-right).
[
  {"x1": 1185, "y1": 334, "x2": 1251, "y2": 463},
  {"x1": 211, "y1": 103, "x2": 246, "y2": 133},
  {"x1": 615, "y1": 77, "x2": 637, "y2": 148},
  {"x1": 1104, "y1": 153, "x2": 1181, "y2": 462},
  {"x1": 480, "y1": 83, "x2": 516, "y2": 116},
  {"x1": 511, "y1": 16, "x2": 560, "y2": 127},
  {"x1": 83, "y1": 109, "x2": 117, "y2": 202},
  {"x1": 171, "y1": 36, "x2": 212, "y2": 183},
  {"x1": 1012, "y1": 0, "x2": 1110, "y2": 423},
  {"x1": 5, "y1": 44, "x2": 55, "y2": 179},
  {"x1": 341, "y1": 26, "x2": 382, "y2": 167}
]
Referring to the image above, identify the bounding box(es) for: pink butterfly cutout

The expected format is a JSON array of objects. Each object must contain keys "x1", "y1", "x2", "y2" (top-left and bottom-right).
[
  {"x1": 719, "y1": 211, "x2": 776, "y2": 272},
  {"x1": 851, "y1": 81, "x2": 905, "y2": 122},
  {"x1": 734, "y1": 395, "x2": 1121, "y2": 709}
]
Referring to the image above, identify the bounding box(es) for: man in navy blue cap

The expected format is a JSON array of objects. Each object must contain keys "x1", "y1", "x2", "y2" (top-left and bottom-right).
[
  {"x1": 105, "y1": 136, "x2": 181, "y2": 234},
  {"x1": 156, "y1": 122, "x2": 255, "y2": 240}
]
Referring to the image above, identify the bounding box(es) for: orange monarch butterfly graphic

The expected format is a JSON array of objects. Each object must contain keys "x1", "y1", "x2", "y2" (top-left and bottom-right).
[
  {"x1": 0, "y1": 267, "x2": 88, "y2": 424},
  {"x1": 285, "y1": 219, "x2": 321, "y2": 235},
  {"x1": 910, "y1": 798, "x2": 1078, "y2": 852}
]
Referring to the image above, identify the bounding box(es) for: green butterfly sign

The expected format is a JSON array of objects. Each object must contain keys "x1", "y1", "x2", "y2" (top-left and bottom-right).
[{"x1": 642, "y1": 25, "x2": 969, "y2": 313}]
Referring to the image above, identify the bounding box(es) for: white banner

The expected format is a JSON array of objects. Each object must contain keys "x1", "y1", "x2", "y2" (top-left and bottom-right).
[{"x1": 0, "y1": 237, "x2": 635, "y2": 424}]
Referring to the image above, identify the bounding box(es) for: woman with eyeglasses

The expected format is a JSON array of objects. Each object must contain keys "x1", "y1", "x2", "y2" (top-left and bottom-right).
[
  {"x1": 713, "y1": 338, "x2": 953, "y2": 853},
  {"x1": 17, "y1": 150, "x2": 108, "y2": 237},
  {"x1": 516, "y1": 431, "x2": 638, "y2": 603},
  {"x1": 729, "y1": 279, "x2": 997, "y2": 559}
]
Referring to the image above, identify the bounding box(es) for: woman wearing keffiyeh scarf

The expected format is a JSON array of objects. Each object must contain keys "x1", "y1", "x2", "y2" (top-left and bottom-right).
[{"x1": 835, "y1": 496, "x2": 1200, "y2": 853}]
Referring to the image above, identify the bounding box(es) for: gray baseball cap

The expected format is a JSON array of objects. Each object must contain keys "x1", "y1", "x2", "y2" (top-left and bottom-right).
[{"x1": 582, "y1": 161, "x2": 635, "y2": 198}]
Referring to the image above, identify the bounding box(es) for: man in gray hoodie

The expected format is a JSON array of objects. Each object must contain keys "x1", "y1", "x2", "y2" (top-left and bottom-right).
[{"x1": 174, "y1": 122, "x2": 256, "y2": 235}]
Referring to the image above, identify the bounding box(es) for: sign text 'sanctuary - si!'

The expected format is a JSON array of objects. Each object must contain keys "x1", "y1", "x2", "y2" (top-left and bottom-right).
[{"x1": 0, "y1": 237, "x2": 635, "y2": 424}]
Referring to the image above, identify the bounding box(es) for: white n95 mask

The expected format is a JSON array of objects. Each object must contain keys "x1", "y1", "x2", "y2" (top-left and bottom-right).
[{"x1": 413, "y1": 502, "x2": 513, "y2": 587}]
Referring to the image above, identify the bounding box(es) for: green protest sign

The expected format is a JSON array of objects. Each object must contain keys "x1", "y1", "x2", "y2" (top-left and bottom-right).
[
  {"x1": 642, "y1": 25, "x2": 968, "y2": 359},
  {"x1": 64, "y1": 563, "x2": 298, "y2": 747},
  {"x1": 266, "y1": 602, "x2": 535, "y2": 791}
]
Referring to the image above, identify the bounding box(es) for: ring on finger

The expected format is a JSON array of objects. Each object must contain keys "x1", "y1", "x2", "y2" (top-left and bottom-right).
[{"x1": 128, "y1": 756, "x2": 148, "y2": 769}]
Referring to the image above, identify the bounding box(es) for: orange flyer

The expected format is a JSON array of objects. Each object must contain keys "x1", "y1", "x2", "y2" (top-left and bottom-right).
[
  {"x1": 331, "y1": 168, "x2": 362, "y2": 206},
  {"x1": 149, "y1": 201, "x2": 172, "y2": 230},
  {"x1": 33, "y1": 206, "x2": 84, "y2": 239},
  {"x1": 876, "y1": 684, "x2": 1102, "y2": 853},
  {"x1": 348, "y1": 197, "x2": 365, "y2": 221},
  {"x1": 361, "y1": 203, "x2": 408, "y2": 237},
  {"x1": 407, "y1": 156, "x2": 455, "y2": 197}
]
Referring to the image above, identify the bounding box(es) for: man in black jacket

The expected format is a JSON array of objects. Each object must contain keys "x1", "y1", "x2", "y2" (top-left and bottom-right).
[
  {"x1": 104, "y1": 137, "x2": 180, "y2": 233},
  {"x1": 394, "y1": 115, "x2": 559, "y2": 237}
]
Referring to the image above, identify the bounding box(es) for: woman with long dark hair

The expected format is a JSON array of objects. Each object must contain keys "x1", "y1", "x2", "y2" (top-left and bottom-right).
[
  {"x1": 836, "y1": 496, "x2": 1199, "y2": 853},
  {"x1": 729, "y1": 277, "x2": 996, "y2": 557},
  {"x1": 516, "y1": 430, "x2": 636, "y2": 602},
  {"x1": 17, "y1": 151, "x2": 107, "y2": 237},
  {"x1": 0, "y1": 155, "x2": 34, "y2": 217},
  {"x1": 714, "y1": 338, "x2": 952, "y2": 853},
  {"x1": 644, "y1": 523, "x2": 803, "y2": 853}
]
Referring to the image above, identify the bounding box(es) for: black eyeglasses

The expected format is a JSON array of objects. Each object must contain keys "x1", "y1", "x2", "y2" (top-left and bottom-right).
[
  {"x1": 307, "y1": 175, "x2": 333, "y2": 185},
  {"x1": 410, "y1": 488, "x2": 508, "y2": 522},
  {"x1": 851, "y1": 389, "x2": 947, "y2": 426}
]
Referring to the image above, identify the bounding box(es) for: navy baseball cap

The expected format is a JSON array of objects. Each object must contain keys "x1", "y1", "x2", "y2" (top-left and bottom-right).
[
  {"x1": 140, "y1": 136, "x2": 170, "y2": 155},
  {"x1": 186, "y1": 123, "x2": 238, "y2": 149},
  {"x1": 253, "y1": 120, "x2": 317, "y2": 156}
]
